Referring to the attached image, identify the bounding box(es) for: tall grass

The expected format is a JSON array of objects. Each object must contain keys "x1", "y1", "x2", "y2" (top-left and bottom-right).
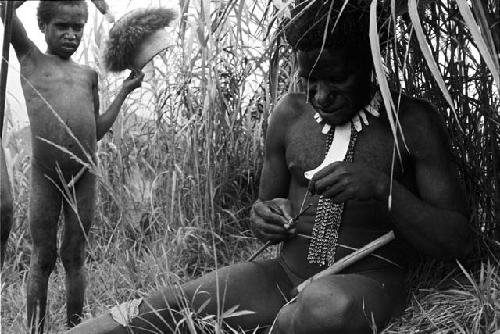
[{"x1": 1, "y1": 0, "x2": 499, "y2": 333}]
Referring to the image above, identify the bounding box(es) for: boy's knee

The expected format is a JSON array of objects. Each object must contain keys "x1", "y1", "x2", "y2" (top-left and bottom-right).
[
  {"x1": 32, "y1": 247, "x2": 58, "y2": 273},
  {"x1": 277, "y1": 282, "x2": 358, "y2": 334},
  {"x1": 60, "y1": 246, "x2": 85, "y2": 270}
]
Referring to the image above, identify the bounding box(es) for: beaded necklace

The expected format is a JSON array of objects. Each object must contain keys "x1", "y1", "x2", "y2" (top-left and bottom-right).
[{"x1": 306, "y1": 91, "x2": 381, "y2": 266}]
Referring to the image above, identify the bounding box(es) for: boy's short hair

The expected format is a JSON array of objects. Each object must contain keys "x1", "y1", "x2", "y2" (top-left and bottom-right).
[{"x1": 37, "y1": 0, "x2": 89, "y2": 25}]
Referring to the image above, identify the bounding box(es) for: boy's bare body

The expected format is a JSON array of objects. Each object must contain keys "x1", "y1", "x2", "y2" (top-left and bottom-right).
[{"x1": 3, "y1": 1, "x2": 143, "y2": 332}]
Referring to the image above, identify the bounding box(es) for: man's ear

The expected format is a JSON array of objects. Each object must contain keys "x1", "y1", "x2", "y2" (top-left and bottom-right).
[{"x1": 38, "y1": 19, "x2": 46, "y2": 33}]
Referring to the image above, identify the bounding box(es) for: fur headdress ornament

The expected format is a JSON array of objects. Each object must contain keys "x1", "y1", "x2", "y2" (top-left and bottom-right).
[{"x1": 104, "y1": 8, "x2": 177, "y2": 72}]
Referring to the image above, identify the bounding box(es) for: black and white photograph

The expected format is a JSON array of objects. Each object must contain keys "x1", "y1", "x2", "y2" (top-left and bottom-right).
[{"x1": 0, "y1": 0, "x2": 499, "y2": 333}]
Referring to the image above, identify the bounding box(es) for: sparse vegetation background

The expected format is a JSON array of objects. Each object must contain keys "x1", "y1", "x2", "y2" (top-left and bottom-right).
[{"x1": 1, "y1": 0, "x2": 499, "y2": 333}]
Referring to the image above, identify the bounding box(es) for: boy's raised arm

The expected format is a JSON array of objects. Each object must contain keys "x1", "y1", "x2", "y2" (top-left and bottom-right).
[
  {"x1": 94, "y1": 70, "x2": 144, "y2": 140},
  {"x1": 0, "y1": 1, "x2": 35, "y2": 58}
]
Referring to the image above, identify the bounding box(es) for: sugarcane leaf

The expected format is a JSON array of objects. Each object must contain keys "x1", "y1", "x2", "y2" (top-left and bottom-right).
[
  {"x1": 369, "y1": 0, "x2": 403, "y2": 157},
  {"x1": 408, "y1": 0, "x2": 456, "y2": 110},
  {"x1": 456, "y1": 0, "x2": 500, "y2": 91}
]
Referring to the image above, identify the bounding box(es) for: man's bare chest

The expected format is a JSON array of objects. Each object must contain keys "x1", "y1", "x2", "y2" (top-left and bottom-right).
[{"x1": 285, "y1": 115, "x2": 406, "y2": 184}]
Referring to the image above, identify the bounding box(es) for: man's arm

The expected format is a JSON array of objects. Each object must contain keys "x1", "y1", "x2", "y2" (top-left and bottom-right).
[
  {"x1": 258, "y1": 97, "x2": 293, "y2": 202},
  {"x1": 94, "y1": 70, "x2": 144, "y2": 141},
  {"x1": 383, "y1": 101, "x2": 471, "y2": 259},
  {"x1": 0, "y1": 1, "x2": 35, "y2": 58},
  {"x1": 251, "y1": 95, "x2": 297, "y2": 242}
]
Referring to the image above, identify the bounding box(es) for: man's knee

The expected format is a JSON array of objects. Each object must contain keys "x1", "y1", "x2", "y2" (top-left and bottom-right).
[{"x1": 275, "y1": 281, "x2": 360, "y2": 334}]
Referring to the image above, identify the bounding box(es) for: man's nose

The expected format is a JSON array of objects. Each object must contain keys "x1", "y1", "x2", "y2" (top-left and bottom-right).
[{"x1": 313, "y1": 83, "x2": 331, "y2": 107}]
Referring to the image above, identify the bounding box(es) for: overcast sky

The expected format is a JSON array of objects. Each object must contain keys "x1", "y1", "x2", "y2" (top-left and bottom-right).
[{"x1": 3, "y1": 0, "x2": 176, "y2": 130}]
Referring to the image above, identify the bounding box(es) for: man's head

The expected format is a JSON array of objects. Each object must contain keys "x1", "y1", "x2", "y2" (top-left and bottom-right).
[
  {"x1": 285, "y1": 1, "x2": 375, "y2": 125},
  {"x1": 37, "y1": 1, "x2": 89, "y2": 59}
]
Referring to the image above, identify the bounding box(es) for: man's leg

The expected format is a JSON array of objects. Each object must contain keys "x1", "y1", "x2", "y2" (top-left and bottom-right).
[
  {"x1": 68, "y1": 259, "x2": 293, "y2": 333},
  {"x1": 272, "y1": 268, "x2": 407, "y2": 334},
  {"x1": 0, "y1": 145, "x2": 13, "y2": 268},
  {"x1": 61, "y1": 170, "x2": 96, "y2": 328},
  {"x1": 27, "y1": 166, "x2": 62, "y2": 334}
]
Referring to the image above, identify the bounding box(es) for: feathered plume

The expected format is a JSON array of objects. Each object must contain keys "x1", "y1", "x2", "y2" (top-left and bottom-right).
[{"x1": 104, "y1": 8, "x2": 177, "y2": 72}]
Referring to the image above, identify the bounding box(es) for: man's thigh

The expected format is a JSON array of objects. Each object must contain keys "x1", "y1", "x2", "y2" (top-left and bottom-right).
[
  {"x1": 134, "y1": 259, "x2": 294, "y2": 332},
  {"x1": 275, "y1": 268, "x2": 407, "y2": 334}
]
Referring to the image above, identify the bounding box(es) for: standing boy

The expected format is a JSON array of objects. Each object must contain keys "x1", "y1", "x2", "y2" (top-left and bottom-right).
[{"x1": 1, "y1": 1, "x2": 144, "y2": 332}]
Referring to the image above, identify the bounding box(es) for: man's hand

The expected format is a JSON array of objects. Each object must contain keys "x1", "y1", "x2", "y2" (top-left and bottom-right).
[
  {"x1": 311, "y1": 162, "x2": 389, "y2": 203},
  {"x1": 121, "y1": 70, "x2": 144, "y2": 95},
  {"x1": 251, "y1": 198, "x2": 296, "y2": 243}
]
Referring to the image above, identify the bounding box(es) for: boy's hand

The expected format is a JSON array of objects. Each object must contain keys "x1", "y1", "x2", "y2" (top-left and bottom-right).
[{"x1": 122, "y1": 70, "x2": 144, "y2": 95}]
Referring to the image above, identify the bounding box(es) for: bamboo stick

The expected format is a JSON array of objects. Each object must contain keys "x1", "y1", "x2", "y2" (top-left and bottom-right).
[
  {"x1": 0, "y1": 0, "x2": 14, "y2": 136},
  {"x1": 297, "y1": 230, "x2": 396, "y2": 293}
]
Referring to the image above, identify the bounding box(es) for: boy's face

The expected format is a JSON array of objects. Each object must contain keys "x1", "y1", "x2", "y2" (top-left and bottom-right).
[
  {"x1": 40, "y1": 5, "x2": 87, "y2": 59},
  {"x1": 297, "y1": 47, "x2": 371, "y2": 126}
]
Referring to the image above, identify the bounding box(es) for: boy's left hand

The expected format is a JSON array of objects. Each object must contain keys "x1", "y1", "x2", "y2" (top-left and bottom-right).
[{"x1": 122, "y1": 70, "x2": 144, "y2": 94}]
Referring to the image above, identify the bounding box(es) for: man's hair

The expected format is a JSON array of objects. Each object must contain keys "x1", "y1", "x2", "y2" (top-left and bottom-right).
[
  {"x1": 284, "y1": 1, "x2": 384, "y2": 68},
  {"x1": 37, "y1": 0, "x2": 89, "y2": 25}
]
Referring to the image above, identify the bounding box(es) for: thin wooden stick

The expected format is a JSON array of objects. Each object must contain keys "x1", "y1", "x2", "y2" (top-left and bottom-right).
[
  {"x1": 247, "y1": 240, "x2": 273, "y2": 262},
  {"x1": 0, "y1": 0, "x2": 14, "y2": 134},
  {"x1": 296, "y1": 230, "x2": 395, "y2": 293}
]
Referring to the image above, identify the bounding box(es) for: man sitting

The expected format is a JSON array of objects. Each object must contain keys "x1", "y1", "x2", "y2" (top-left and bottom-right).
[{"x1": 70, "y1": 2, "x2": 471, "y2": 333}]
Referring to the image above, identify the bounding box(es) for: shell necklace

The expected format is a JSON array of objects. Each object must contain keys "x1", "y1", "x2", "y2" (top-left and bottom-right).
[{"x1": 305, "y1": 91, "x2": 381, "y2": 266}]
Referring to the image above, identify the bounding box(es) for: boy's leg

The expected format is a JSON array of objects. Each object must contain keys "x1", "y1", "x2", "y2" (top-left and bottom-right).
[
  {"x1": 272, "y1": 268, "x2": 408, "y2": 334},
  {"x1": 61, "y1": 170, "x2": 96, "y2": 328},
  {"x1": 0, "y1": 146, "x2": 13, "y2": 268},
  {"x1": 27, "y1": 166, "x2": 62, "y2": 334},
  {"x1": 68, "y1": 259, "x2": 293, "y2": 334}
]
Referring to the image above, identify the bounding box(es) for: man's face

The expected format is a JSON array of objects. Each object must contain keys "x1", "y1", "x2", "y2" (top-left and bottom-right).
[
  {"x1": 297, "y1": 48, "x2": 371, "y2": 126},
  {"x1": 40, "y1": 5, "x2": 87, "y2": 59}
]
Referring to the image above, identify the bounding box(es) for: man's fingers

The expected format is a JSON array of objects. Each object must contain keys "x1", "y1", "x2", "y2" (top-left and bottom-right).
[
  {"x1": 312, "y1": 162, "x2": 342, "y2": 180},
  {"x1": 253, "y1": 218, "x2": 287, "y2": 234},
  {"x1": 322, "y1": 181, "x2": 346, "y2": 198},
  {"x1": 311, "y1": 163, "x2": 348, "y2": 194},
  {"x1": 277, "y1": 201, "x2": 293, "y2": 221},
  {"x1": 255, "y1": 201, "x2": 290, "y2": 226},
  {"x1": 314, "y1": 170, "x2": 345, "y2": 194}
]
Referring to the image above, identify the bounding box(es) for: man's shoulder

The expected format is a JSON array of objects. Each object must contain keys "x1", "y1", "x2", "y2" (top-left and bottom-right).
[
  {"x1": 397, "y1": 94, "x2": 443, "y2": 128},
  {"x1": 272, "y1": 93, "x2": 309, "y2": 121},
  {"x1": 396, "y1": 94, "x2": 449, "y2": 157}
]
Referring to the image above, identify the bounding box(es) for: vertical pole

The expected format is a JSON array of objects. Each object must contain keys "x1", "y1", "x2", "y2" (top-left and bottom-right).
[{"x1": 0, "y1": 0, "x2": 14, "y2": 136}]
